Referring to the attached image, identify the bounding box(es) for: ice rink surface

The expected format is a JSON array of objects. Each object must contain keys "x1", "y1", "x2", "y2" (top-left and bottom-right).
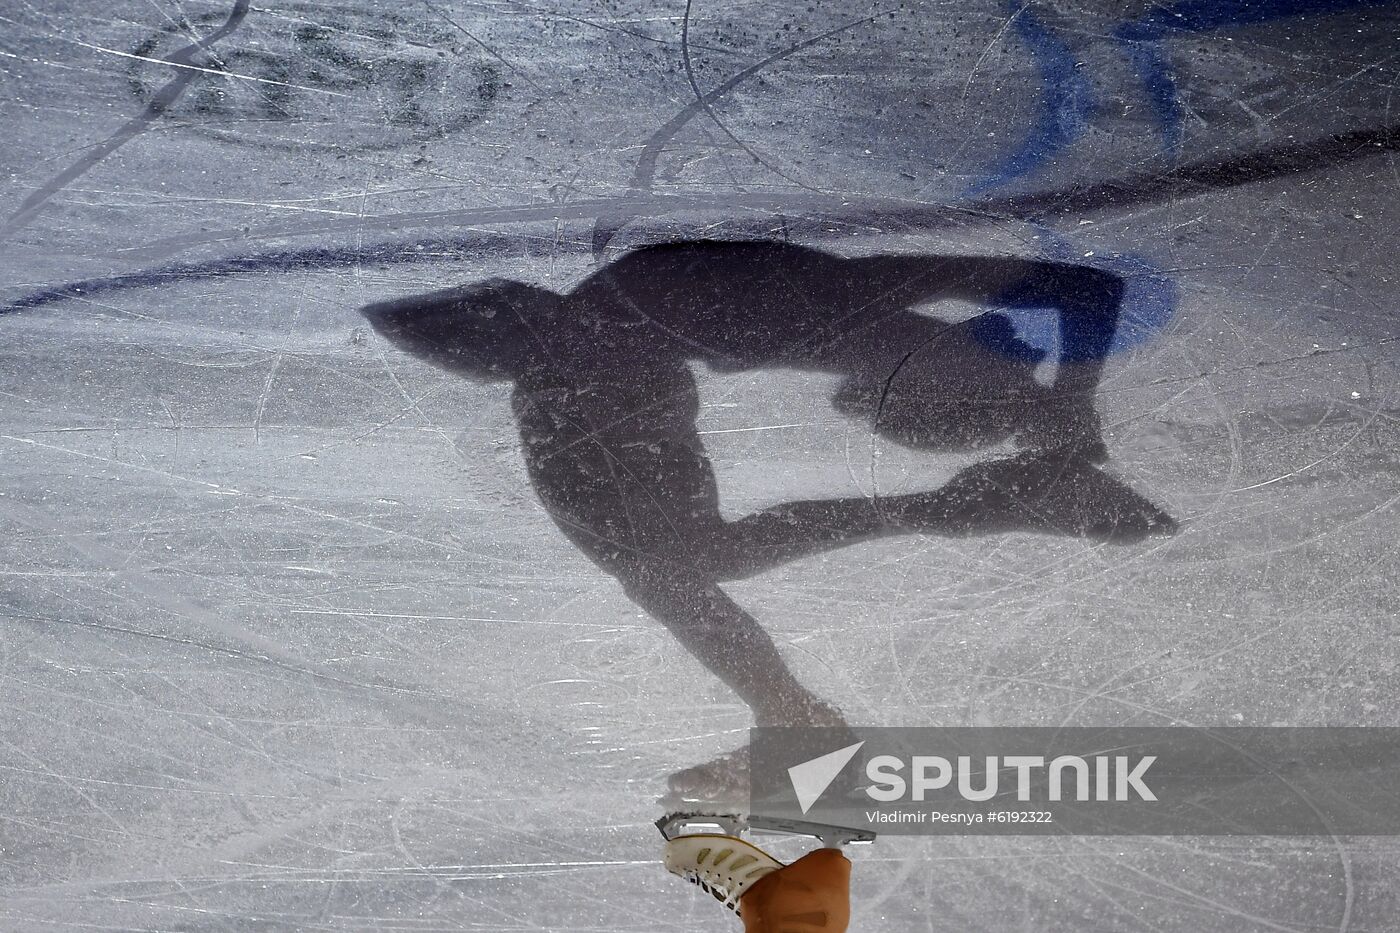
[{"x1": 2, "y1": 1, "x2": 1398, "y2": 930}]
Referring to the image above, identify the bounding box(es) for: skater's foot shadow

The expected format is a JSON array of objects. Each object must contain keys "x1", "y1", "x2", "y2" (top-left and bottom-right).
[{"x1": 885, "y1": 447, "x2": 1178, "y2": 544}]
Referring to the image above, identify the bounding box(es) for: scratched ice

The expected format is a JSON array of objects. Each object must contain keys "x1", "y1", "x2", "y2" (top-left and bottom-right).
[{"x1": 1, "y1": 1, "x2": 1398, "y2": 930}]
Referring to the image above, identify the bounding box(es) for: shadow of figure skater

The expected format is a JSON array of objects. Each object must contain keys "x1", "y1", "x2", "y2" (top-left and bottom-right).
[{"x1": 361, "y1": 240, "x2": 1177, "y2": 795}]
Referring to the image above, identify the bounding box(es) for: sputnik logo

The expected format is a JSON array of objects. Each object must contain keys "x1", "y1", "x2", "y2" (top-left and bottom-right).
[{"x1": 788, "y1": 742, "x2": 865, "y2": 814}]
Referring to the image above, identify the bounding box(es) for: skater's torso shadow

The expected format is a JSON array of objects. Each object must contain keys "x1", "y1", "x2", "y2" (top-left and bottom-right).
[{"x1": 362, "y1": 240, "x2": 1176, "y2": 738}]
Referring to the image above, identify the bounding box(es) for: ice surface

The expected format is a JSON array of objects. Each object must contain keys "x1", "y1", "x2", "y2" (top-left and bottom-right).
[{"x1": 1, "y1": 1, "x2": 1398, "y2": 930}]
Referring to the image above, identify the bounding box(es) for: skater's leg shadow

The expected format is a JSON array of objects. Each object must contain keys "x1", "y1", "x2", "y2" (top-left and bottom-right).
[
  {"x1": 650, "y1": 445, "x2": 1176, "y2": 803},
  {"x1": 688, "y1": 447, "x2": 1177, "y2": 583}
]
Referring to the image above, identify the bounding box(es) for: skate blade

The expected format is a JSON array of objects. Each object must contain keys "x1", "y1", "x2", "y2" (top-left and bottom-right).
[
  {"x1": 748, "y1": 814, "x2": 876, "y2": 848},
  {"x1": 656, "y1": 811, "x2": 748, "y2": 841},
  {"x1": 658, "y1": 811, "x2": 876, "y2": 848}
]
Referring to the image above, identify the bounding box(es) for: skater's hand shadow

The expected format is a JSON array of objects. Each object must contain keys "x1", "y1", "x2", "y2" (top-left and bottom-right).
[{"x1": 360, "y1": 240, "x2": 1178, "y2": 787}]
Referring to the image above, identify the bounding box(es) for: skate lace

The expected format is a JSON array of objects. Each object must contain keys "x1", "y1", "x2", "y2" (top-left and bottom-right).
[{"x1": 671, "y1": 843, "x2": 779, "y2": 913}]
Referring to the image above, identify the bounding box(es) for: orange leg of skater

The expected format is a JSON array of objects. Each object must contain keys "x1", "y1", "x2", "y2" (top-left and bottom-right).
[{"x1": 738, "y1": 849, "x2": 852, "y2": 933}]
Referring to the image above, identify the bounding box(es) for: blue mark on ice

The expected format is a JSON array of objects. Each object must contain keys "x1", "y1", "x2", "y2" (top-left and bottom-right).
[
  {"x1": 1114, "y1": 0, "x2": 1392, "y2": 153},
  {"x1": 964, "y1": 0, "x2": 1096, "y2": 196}
]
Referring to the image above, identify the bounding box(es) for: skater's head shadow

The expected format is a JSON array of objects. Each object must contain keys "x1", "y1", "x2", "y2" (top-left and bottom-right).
[{"x1": 360, "y1": 277, "x2": 562, "y2": 383}]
